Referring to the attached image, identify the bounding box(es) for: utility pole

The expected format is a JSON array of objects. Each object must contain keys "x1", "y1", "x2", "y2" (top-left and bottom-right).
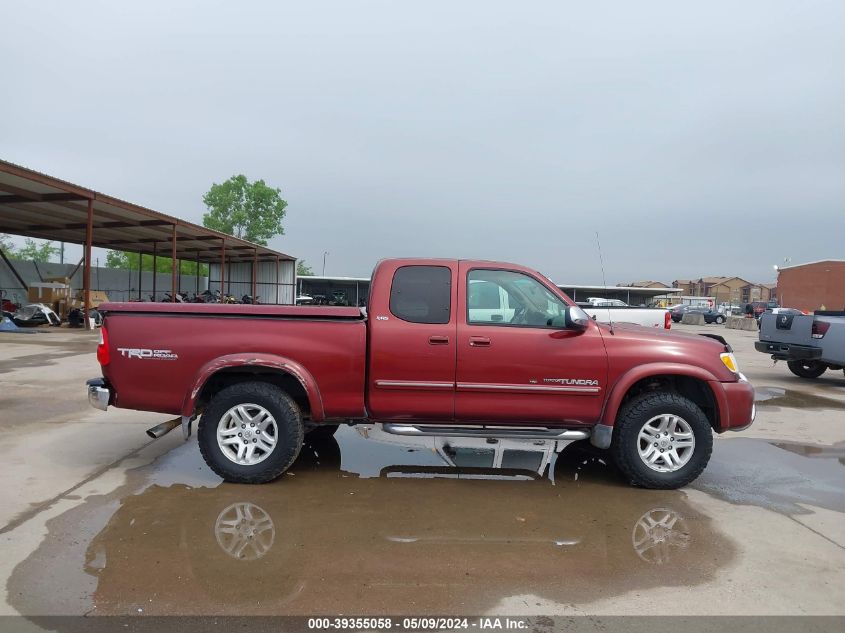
[{"x1": 322, "y1": 251, "x2": 329, "y2": 276}]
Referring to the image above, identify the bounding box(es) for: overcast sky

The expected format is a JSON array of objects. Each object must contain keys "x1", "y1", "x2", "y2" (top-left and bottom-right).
[{"x1": 2, "y1": 0, "x2": 843, "y2": 285}]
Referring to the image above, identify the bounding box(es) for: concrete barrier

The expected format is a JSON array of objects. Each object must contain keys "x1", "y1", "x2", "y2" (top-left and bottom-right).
[
  {"x1": 681, "y1": 312, "x2": 706, "y2": 325},
  {"x1": 726, "y1": 315, "x2": 758, "y2": 331}
]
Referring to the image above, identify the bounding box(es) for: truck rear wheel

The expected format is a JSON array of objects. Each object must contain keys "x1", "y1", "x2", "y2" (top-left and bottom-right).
[
  {"x1": 787, "y1": 360, "x2": 827, "y2": 379},
  {"x1": 610, "y1": 392, "x2": 712, "y2": 489},
  {"x1": 198, "y1": 381, "x2": 304, "y2": 484}
]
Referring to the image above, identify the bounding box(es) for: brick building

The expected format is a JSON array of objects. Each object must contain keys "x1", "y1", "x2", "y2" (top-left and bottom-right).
[{"x1": 776, "y1": 259, "x2": 845, "y2": 312}]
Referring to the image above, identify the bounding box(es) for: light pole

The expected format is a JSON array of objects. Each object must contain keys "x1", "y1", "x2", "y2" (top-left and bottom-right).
[{"x1": 322, "y1": 251, "x2": 329, "y2": 276}]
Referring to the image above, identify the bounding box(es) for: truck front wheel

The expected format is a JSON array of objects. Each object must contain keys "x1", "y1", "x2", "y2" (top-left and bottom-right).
[
  {"x1": 611, "y1": 392, "x2": 713, "y2": 489},
  {"x1": 787, "y1": 360, "x2": 827, "y2": 379},
  {"x1": 198, "y1": 382, "x2": 304, "y2": 484}
]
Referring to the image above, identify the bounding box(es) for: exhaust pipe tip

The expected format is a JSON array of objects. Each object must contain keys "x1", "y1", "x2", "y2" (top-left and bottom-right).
[{"x1": 146, "y1": 417, "x2": 182, "y2": 439}]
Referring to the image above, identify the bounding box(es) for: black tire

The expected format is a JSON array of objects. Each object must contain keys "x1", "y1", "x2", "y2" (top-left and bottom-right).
[
  {"x1": 610, "y1": 392, "x2": 713, "y2": 489},
  {"x1": 198, "y1": 381, "x2": 304, "y2": 484},
  {"x1": 787, "y1": 360, "x2": 827, "y2": 379},
  {"x1": 715, "y1": 315, "x2": 725, "y2": 324}
]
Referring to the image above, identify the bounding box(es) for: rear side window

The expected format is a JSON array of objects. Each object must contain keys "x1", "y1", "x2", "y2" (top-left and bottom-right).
[{"x1": 389, "y1": 265, "x2": 451, "y2": 324}]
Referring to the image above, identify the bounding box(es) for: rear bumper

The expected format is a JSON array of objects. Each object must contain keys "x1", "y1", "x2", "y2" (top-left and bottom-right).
[
  {"x1": 754, "y1": 341, "x2": 822, "y2": 361},
  {"x1": 87, "y1": 377, "x2": 112, "y2": 411},
  {"x1": 718, "y1": 375, "x2": 755, "y2": 431}
]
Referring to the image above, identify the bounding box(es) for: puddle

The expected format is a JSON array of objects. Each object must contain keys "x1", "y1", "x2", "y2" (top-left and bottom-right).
[
  {"x1": 772, "y1": 441, "x2": 845, "y2": 468},
  {"x1": 8, "y1": 427, "x2": 737, "y2": 616},
  {"x1": 754, "y1": 386, "x2": 845, "y2": 410},
  {"x1": 693, "y1": 438, "x2": 845, "y2": 515},
  {"x1": 0, "y1": 345, "x2": 93, "y2": 374}
]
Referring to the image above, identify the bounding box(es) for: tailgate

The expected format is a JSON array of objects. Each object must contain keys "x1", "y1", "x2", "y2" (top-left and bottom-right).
[{"x1": 758, "y1": 313, "x2": 816, "y2": 346}]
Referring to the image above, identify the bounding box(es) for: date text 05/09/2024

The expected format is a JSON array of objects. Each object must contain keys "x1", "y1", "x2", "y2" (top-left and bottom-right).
[{"x1": 307, "y1": 617, "x2": 530, "y2": 630}]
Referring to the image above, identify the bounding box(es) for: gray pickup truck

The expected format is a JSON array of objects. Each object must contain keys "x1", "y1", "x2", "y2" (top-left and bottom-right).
[{"x1": 755, "y1": 311, "x2": 845, "y2": 379}]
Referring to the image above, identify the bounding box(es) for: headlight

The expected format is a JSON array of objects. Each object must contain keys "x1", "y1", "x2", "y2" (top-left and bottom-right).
[{"x1": 720, "y1": 352, "x2": 739, "y2": 374}]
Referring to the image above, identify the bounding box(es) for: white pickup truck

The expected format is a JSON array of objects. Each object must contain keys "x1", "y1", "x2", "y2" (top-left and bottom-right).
[
  {"x1": 578, "y1": 296, "x2": 671, "y2": 329},
  {"x1": 469, "y1": 282, "x2": 671, "y2": 329}
]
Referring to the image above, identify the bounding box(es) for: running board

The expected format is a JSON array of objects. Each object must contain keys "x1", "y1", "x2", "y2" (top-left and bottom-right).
[{"x1": 381, "y1": 423, "x2": 590, "y2": 441}]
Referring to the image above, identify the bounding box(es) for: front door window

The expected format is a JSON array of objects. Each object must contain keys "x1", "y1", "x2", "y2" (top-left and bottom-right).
[{"x1": 467, "y1": 269, "x2": 565, "y2": 328}]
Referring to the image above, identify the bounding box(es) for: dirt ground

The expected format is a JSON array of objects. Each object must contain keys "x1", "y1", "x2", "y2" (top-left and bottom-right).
[{"x1": 0, "y1": 322, "x2": 843, "y2": 617}]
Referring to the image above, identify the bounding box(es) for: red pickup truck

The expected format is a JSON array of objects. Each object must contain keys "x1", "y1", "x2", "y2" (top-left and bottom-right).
[{"x1": 87, "y1": 258, "x2": 755, "y2": 489}]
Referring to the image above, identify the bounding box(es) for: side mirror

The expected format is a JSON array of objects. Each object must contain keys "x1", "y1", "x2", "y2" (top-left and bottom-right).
[{"x1": 550, "y1": 306, "x2": 590, "y2": 330}]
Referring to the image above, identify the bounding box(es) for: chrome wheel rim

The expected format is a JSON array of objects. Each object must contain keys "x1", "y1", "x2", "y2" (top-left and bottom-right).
[
  {"x1": 217, "y1": 403, "x2": 278, "y2": 466},
  {"x1": 214, "y1": 502, "x2": 275, "y2": 560},
  {"x1": 637, "y1": 414, "x2": 695, "y2": 472}
]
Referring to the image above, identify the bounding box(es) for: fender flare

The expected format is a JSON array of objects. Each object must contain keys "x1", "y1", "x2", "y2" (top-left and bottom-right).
[
  {"x1": 182, "y1": 353, "x2": 325, "y2": 421},
  {"x1": 600, "y1": 363, "x2": 724, "y2": 428}
]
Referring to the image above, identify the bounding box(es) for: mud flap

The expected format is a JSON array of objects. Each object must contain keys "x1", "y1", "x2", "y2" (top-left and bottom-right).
[
  {"x1": 182, "y1": 415, "x2": 194, "y2": 440},
  {"x1": 590, "y1": 423, "x2": 613, "y2": 449}
]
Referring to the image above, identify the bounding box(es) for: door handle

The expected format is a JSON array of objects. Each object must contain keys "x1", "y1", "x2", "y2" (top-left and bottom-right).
[
  {"x1": 469, "y1": 336, "x2": 491, "y2": 347},
  {"x1": 428, "y1": 335, "x2": 450, "y2": 345}
]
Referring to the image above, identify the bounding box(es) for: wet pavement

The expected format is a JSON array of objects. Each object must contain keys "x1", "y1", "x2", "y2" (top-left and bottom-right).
[
  {"x1": 3, "y1": 326, "x2": 845, "y2": 617},
  {"x1": 6, "y1": 424, "x2": 845, "y2": 617},
  {"x1": 755, "y1": 386, "x2": 845, "y2": 411}
]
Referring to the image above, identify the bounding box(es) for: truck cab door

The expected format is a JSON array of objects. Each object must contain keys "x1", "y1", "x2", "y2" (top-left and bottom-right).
[
  {"x1": 367, "y1": 260, "x2": 458, "y2": 420},
  {"x1": 456, "y1": 263, "x2": 608, "y2": 425}
]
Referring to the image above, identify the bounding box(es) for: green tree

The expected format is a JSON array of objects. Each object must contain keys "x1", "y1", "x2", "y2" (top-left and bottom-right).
[
  {"x1": 202, "y1": 174, "x2": 288, "y2": 245},
  {"x1": 104, "y1": 250, "x2": 208, "y2": 276},
  {"x1": 296, "y1": 260, "x2": 314, "y2": 276},
  {"x1": 11, "y1": 238, "x2": 59, "y2": 262},
  {"x1": 0, "y1": 234, "x2": 15, "y2": 255}
]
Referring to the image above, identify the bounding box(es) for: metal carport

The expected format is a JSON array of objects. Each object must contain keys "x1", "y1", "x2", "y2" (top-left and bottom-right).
[{"x1": 0, "y1": 159, "x2": 296, "y2": 327}]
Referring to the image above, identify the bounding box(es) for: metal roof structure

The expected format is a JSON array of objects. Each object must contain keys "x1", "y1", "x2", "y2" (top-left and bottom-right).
[
  {"x1": 0, "y1": 159, "x2": 296, "y2": 324},
  {"x1": 0, "y1": 159, "x2": 294, "y2": 264},
  {"x1": 555, "y1": 283, "x2": 681, "y2": 295}
]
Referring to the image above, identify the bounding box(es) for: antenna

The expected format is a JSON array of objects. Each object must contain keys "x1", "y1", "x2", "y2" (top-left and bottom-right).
[{"x1": 595, "y1": 231, "x2": 614, "y2": 335}]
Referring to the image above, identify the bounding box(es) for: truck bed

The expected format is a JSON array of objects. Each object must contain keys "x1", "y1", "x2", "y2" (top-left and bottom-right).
[{"x1": 97, "y1": 302, "x2": 367, "y2": 418}]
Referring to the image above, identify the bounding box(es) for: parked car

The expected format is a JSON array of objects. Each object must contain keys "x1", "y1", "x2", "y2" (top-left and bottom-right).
[
  {"x1": 751, "y1": 301, "x2": 778, "y2": 320},
  {"x1": 12, "y1": 303, "x2": 61, "y2": 327},
  {"x1": 670, "y1": 304, "x2": 708, "y2": 323},
  {"x1": 755, "y1": 310, "x2": 844, "y2": 379},
  {"x1": 88, "y1": 257, "x2": 755, "y2": 490},
  {"x1": 688, "y1": 308, "x2": 726, "y2": 324},
  {"x1": 585, "y1": 297, "x2": 628, "y2": 307}
]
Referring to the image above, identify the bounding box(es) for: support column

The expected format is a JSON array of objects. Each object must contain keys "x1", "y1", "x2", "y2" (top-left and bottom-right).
[
  {"x1": 171, "y1": 224, "x2": 177, "y2": 302},
  {"x1": 220, "y1": 238, "x2": 226, "y2": 296},
  {"x1": 196, "y1": 252, "x2": 200, "y2": 295},
  {"x1": 83, "y1": 199, "x2": 94, "y2": 329},
  {"x1": 275, "y1": 255, "x2": 280, "y2": 304},
  {"x1": 152, "y1": 242, "x2": 157, "y2": 301},
  {"x1": 252, "y1": 248, "x2": 258, "y2": 301},
  {"x1": 138, "y1": 251, "x2": 143, "y2": 301}
]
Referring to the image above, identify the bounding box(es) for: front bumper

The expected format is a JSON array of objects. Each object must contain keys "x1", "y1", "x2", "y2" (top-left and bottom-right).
[
  {"x1": 87, "y1": 378, "x2": 112, "y2": 411},
  {"x1": 719, "y1": 374, "x2": 755, "y2": 431},
  {"x1": 754, "y1": 341, "x2": 822, "y2": 361}
]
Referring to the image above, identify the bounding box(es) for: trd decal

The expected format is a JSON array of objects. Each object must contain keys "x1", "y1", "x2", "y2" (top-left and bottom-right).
[{"x1": 117, "y1": 348, "x2": 179, "y2": 360}]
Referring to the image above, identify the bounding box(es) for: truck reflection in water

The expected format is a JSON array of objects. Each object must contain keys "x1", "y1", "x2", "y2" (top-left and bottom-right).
[{"x1": 11, "y1": 426, "x2": 735, "y2": 616}]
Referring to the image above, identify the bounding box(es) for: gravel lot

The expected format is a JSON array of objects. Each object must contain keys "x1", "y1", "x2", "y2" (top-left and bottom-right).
[{"x1": 1, "y1": 323, "x2": 843, "y2": 616}]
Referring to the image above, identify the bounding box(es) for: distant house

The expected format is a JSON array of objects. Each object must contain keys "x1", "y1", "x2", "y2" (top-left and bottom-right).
[
  {"x1": 672, "y1": 276, "x2": 774, "y2": 305},
  {"x1": 672, "y1": 279, "x2": 696, "y2": 295}
]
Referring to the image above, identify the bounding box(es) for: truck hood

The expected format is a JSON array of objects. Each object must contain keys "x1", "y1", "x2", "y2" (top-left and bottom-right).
[{"x1": 596, "y1": 322, "x2": 737, "y2": 381}]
